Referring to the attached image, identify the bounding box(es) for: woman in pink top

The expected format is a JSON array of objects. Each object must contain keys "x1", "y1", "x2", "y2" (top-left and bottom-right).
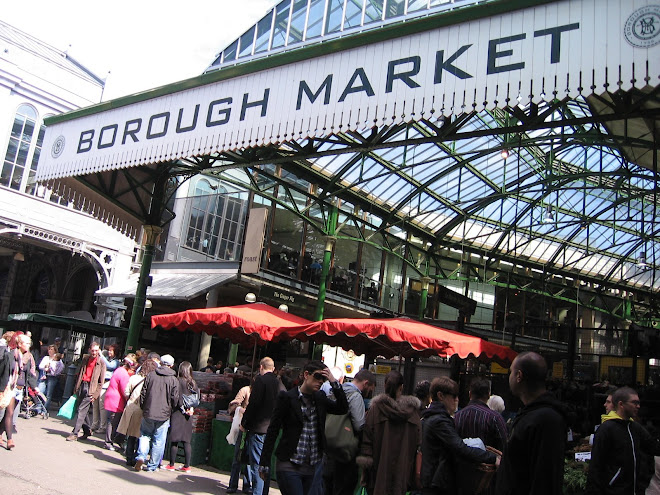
[{"x1": 103, "y1": 354, "x2": 136, "y2": 451}]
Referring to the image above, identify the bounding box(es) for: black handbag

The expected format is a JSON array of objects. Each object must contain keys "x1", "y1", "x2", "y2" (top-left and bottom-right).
[{"x1": 181, "y1": 384, "x2": 200, "y2": 412}]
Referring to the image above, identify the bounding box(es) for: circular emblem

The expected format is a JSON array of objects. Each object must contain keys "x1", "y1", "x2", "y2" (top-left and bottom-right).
[
  {"x1": 51, "y1": 135, "x2": 66, "y2": 158},
  {"x1": 624, "y1": 5, "x2": 660, "y2": 48}
]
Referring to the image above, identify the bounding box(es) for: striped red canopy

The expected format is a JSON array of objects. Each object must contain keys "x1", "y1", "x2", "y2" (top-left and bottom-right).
[{"x1": 151, "y1": 303, "x2": 311, "y2": 347}]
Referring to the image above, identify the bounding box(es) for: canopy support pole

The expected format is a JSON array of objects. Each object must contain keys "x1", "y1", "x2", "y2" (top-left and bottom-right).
[
  {"x1": 125, "y1": 171, "x2": 168, "y2": 354},
  {"x1": 313, "y1": 203, "x2": 338, "y2": 360}
]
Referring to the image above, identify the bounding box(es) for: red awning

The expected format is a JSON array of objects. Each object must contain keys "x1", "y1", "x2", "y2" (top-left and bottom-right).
[
  {"x1": 275, "y1": 317, "x2": 517, "y2": 364},
  {"x1": 151, "y1": 303, "x2": 311, "y2": 347}
]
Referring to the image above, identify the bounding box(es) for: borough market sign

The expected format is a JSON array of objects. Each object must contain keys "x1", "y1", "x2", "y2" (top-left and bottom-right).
[{"x1": 37, "y1": 0, "x2": 660, "y2": 182}]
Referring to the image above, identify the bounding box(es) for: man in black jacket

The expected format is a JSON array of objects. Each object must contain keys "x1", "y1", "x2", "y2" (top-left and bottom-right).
[
  {"x1": 587, "y1": 386, "x2": 657, "y2": 494},
  {"x1": 241, "y1": 357, "x2": 281, "y2": 495},
  {"x1": 421, "y1": 376, "x2": 498, "y2": 495},
  {"x1": 495, "y1": 352, "x2": 567, "y2": 495},
  {"x1": 135, "y1": 354, "x2": 179, "y2": 472},
  {"x1": 258, "y1": 360, "x2": 348, "y2": 495}
]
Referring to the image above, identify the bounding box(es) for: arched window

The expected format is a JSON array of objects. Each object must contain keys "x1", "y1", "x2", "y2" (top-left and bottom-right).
[{"x1": 1, "y1": 104, "x2": 38, "y2": 191}]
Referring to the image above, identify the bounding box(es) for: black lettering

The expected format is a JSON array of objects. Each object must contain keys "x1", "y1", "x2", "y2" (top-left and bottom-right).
[
  {"x1": 386, "y1": 56, "x2": 421, "y2": 93},
  {"x1": 146, "y1": 112, "x2": 170, "y2": 139},
  {"x1": 296, "y1": 75, "x2": 333, "y2": 110},
  {"x1": 338, "y1": 68, "x2": 375, "y2": 102},
  {"x1": 77, "y1": 130, "x2": 94, "y2": 153},
  {"x1": 176, "y1": 105, "x2": 200, "y2": 133},
  {"x1": 240, "y1": 89, "x2": 270, "y2": 121},
  {"x1": 487, "y1": 34, "x2": 526, "y2": 74},
  {"x1": 534, "y1": 23, "x2": 580, "y2": 64},
  {"x1": 122, "y1": 119, "x2": 141, "y2": 144},
  {"x1": 97, "y1": 124, "x2": 118, "y2": 149},
  {"x1": 206, "y1": 98, "x2": 232, "y2": 127},
  {"x1": 434, "y1": 45, "x2": 473, "y2": 84}
]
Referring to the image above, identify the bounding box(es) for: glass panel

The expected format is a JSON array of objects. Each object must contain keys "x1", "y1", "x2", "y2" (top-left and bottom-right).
[
  {"x1": 364, "y1": 0, "x2": 383, "y2": 24},
  {"x1": 18, "y1": 104, "x2": 36, "y2": 120},
  {"x1": 10, "y1": 165, "x2": 24, "y2": 190},
  {"x1": 223, "y1": 40, "x2": 238, "y2": 62},
  {"x1": 17, "y1": 141, "x2": 29, "y2": 166},
  {"x1": 269, "y1": 203, "x2": 303, "y2": 276},
  {"x1": 429, "y1": 0, "x2": 450, "y2": 6},
  {"x1": 407, "y1": 0, "x2": 427, "y2": 13},
  {"x1": 325, "y1": 0, "x2": 344, "y2": 34},
  {"x1": 238, "y1": 26, "x2": 256, "y2": 58},
  {"x1": 289, "y1": 0, "x2": 308, "y2": 44},
  {"x1": 11, "y1": 117, "x2": 24, "y2": 139},
  {"x1": 271, "y1": 0, "x2": 291, "y2": 49},
  {"x1": 23, "y1": 119, "x2": 35, "y2": 144},
  {"x1": 385, "y1": 0, "x2": 405, "y2": 18},
  {"x1": 5, "y1": 139, "x2": 18, "y2": 162},
  {"x1": 306, "y1": 0, "x2": 325, "y2": 39},
  {"x1": 1, "y1": 161, "x2": 13, "y2": 187},
  {"x1": 344, "y1": 0, "x2": 363, "y2": 28},
  {"x1": 254, "y1": 13, "x2": 273, "y2": 53}
]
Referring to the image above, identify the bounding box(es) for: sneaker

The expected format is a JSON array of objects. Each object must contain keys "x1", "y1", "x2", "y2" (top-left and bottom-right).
[
  {"x1": 134, "y1": 459, "x2": 144, "y2": 472},
  {"x1": 66, "y1": 434, "x2": 78, "y2": 442},
  {"x1": 80, "y1": 430, "x2": 91, "y2": 441},
  {"x1": 177, "y1": 466, "x2": 191, "y2": 473},
  {"x1": 164, "y1": 465, "x2": 176, "y2": 471},
  {"x1": 105, "y1": 443, "x2": 116, "y2": 451}
]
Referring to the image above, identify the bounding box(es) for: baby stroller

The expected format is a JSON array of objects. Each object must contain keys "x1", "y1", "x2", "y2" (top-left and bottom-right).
[{"x1": 20, "y1": 386, "x2": 49, "y2": 420}]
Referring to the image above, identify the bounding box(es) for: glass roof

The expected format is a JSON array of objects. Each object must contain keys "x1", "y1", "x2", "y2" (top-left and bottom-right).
[
  {"x1": 202, "y1": 94, "x2": 658, "y2": 293},
  {"x1": 205, "y1": 0, "x2": 480, "y2": 71}
]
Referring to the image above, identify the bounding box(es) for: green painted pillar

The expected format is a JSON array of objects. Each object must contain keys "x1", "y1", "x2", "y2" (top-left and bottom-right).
[
  {"x1": 312, "y1": 203, "x2": 338, "y2": 360},
  {"x1": 125, "y1": 225, "x2": 162, "y2": 353},
  {"x1": 227, "y1": 343, "x2": 239, "y2": 370}
]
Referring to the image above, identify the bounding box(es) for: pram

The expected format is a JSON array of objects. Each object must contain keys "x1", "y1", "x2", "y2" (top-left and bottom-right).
[{"x1": 20, "y1": 386, "x2": 49, "y2": 419}]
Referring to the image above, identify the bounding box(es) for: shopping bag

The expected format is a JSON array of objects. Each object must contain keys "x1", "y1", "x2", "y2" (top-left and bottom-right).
[
  {"x1": 57, "y1": 394, "x2": 78, "y2": 420},
  {"x1": 226, "y1": 406, "x2": 244, "y2": 445}
]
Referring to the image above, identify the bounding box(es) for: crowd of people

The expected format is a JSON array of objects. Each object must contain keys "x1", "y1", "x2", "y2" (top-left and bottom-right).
[{"x1": 1, "y1": 332, "x2": 659, "y2": 495}]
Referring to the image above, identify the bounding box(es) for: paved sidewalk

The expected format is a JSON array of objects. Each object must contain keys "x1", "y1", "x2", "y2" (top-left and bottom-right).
[{"x1": 0, "y1": 412, "x2": 276, "y2": 495}]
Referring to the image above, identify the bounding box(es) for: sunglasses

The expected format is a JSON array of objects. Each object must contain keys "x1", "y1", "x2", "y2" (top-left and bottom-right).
[{"x1": 312, "y1": 372, "x2": 327, "y2": 382}]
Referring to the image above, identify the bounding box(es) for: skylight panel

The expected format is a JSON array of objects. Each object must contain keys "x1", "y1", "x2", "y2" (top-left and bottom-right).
[
  {"x1": 254, "y1": 13, "x2": 274, "y2": 54},
  {"x1": 271, "y1": 0, "x2": 291, "y2": 49},
  {"x1": 344, "y1": 0, "x2": 364, "y2": 28},
  {"x1": 306, "y1": 0, "x2": 326, "y2": 39},
  {"x1": 364, "y1": 0, "x2": 384, "y2": 25}
]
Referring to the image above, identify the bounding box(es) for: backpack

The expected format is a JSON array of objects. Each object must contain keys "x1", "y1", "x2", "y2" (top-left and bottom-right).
[{"x1": 325, "y1": 387, "x2": 360, "y2": 462}]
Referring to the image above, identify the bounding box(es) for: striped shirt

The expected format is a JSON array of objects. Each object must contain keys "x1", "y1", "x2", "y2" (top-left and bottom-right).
[{"x1": 454, "y1": 400, "x2": 508, "y2": 452}]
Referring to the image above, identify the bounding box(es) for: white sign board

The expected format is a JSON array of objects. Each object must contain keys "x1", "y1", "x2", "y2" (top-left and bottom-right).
[
  {"x1": 241, "y1": 207, "x2": 268, "y2": 274},
  {"x1": 37, "y1": 0, "x2": 660, "y2": 182}
]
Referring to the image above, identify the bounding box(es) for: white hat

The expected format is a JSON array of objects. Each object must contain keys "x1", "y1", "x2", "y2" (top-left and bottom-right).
[{"x1": 160, "y1": 354, "x2": 175, "y2": 366}]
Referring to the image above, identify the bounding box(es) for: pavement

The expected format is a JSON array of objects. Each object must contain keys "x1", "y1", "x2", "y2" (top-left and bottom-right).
[{"x1": 0, "y1": 411, "x2": 279, "y2": 495}]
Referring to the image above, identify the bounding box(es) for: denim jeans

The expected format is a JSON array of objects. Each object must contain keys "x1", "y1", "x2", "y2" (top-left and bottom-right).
[
  {"x1": 276, "y1": 461, "x2": 323, "y2": 495},
  {"x1": 136, "y1": 418, "x2": 170, "y2": 471},
  {"x1": 229, "y1": 430, "x2": 252, "y2": 492},
  {"x1": 43, "y1": 376, "x2": 59, "y2": 411},
  {"x1": 247, "y1": 432, "x2": 270, "y2": 495}
]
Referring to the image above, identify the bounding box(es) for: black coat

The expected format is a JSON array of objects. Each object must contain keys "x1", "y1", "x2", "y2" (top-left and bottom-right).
[
  {"x1": 139, "y1": 366, "x2": 179, "y2": 422},
  {"x1": 0, "y1": 346, "x2": 12, "y2": 391},
  {"x1": 586, "y1": 416, "x2": 658, "y2": 495},
  {"x1": 260, "y1": 382, "x2": 348, "y2": 466},
  {"x1": 241, "y1": 371, "x2": 281, "y2": 434},
  {"x1": 495, "y1": 392, "x2": 567, "y2": 495},
  {"x1": 421, "y1": 401, "x2": 496, "y2": 492}
]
